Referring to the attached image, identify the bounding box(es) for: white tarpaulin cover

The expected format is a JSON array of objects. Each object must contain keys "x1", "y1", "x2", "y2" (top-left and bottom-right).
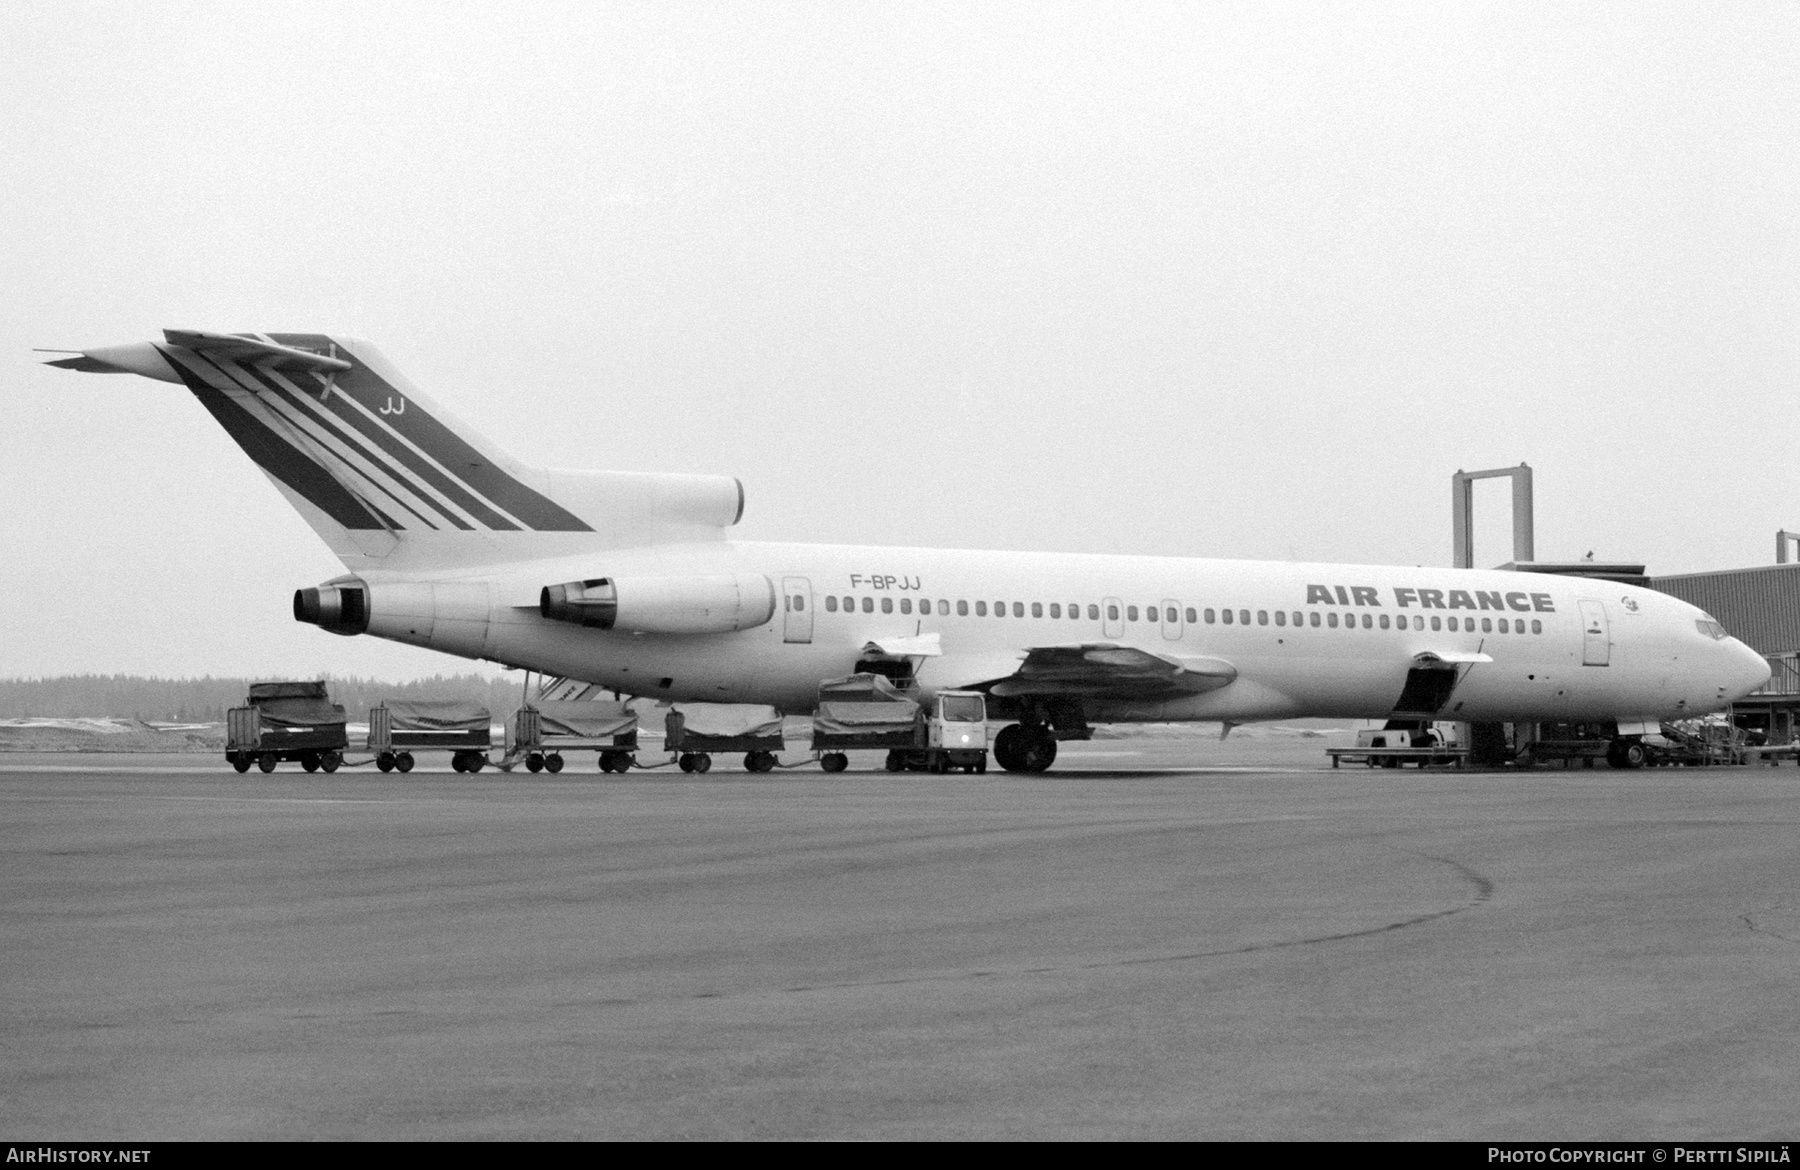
[
  {"x1": 533, "y1": 701, "x2": 637, "y2": 739},
  {"x1": 668, "y1": 704, "x2": 783, "y2": 740},
  {"x1": 381, "y1": 701, "x2": 490, "y2": 731}
]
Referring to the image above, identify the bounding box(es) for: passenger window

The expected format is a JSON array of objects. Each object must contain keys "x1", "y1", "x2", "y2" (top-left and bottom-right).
[
  {"x1": 825, "y1": 596, "x2": 838, "y2": 613},
  {"x1": 1497, "y1": 618, "x2": 1507, "y2": 633},
  {"x1": 1239, "y1": 609, "x2": 1250, "y2": 625},
  {"x1": 1361, "y1": 614, "x2": 1371, "y2": 629},
  {"x1": 881, "y1": 598, "x2": 893, "y2": 614},
  {"x1": 1185, "y1": 607, "x2": 1196, "y2": 623},
  {"x1": 1014, "y1": 602, "x2": 1025, "y2": 618},
  {"x1": 1049, "y1": 603, "x2": 1061, "y2": 618},
  {"x1": 1103, "y1": 605, "x2": 1114, "y2": 621},
  {"x1": 1029, "y1": 602, "x2": 1040, "y2": 618},
  {"x1": 1431, "y1": 616, "x2": 1442, "y2": 631},
  {"x1": 1531, "y1": 620, "x2": 1542, "y2": 634},
  {"x1": 976, "y1": 601, "x2": 988, "y2": 616},
  {"x1": 1480, "y1": 618, "x2": 1490, "y2": 632},
  {"x1": 1328, "y1": 613, "x2": 1339, "y2": 628},
  {"x1": 1222, "y1": 608, "x2": 1234, "y2": 625},
  {"x1": 1275, "y1": 611, "x2": 1286, "y2": 627},
  {"x1": 995, "y1": 600, "x2": 1006, "y2": 617},
  {"x1": 900, "y1": 598, "x2": 912, "y2": 615},
  {"x1": 957, "y1": 600, "x2": 969, "y2": 616},
  {"x1": 1379, "y1": 614, "x2": 1389, "y2": 630},
  {"x1": 1309, "y1": 612, "x2": 1320, "y2": 627},
  {"x1": 858, "y1": 597, "x2": 870, "y2": 613},
  {"x1": 1257, "y1": 610, "x2": 1268, "y2": 626},
  {"x1": 1205, "y1": 608, "x2": 1216, "y2": 623}
]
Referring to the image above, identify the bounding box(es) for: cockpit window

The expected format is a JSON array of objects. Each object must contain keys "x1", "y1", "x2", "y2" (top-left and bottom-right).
[
  {"x1": 939, "y1": 695, "x2": 985, "y2": 722},
  {"x1": 1696, "y1": 618, "x2": 1729, "y2": 640}
]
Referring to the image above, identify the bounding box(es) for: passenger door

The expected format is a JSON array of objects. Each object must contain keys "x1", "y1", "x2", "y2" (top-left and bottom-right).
[
  {"x1": 1579, "y1": 600, "x2": 1609, "y2": 666},
  {"x1": 782, "y1": 577, "x2": 813, "y2": 644}
]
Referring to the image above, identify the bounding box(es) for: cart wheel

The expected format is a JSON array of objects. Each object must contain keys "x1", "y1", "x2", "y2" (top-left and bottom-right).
[
  {"x1": 450, "y1": 754, "x2": 466, "y2": 773},
  {"x1": 321, "y1": 751, "x2": 341, "y2": 773},
  {"x1": 544, "y1": 753, "x2": 563, "y2": 774},
  {"x1": 526, "y1": 754, "x2": 543, "y2": 773},
  {"x1": 885, "y1": 750, "x2": 905, "y2": 772},
  {"x1": 377, "y1": 753, "x2": 395, "y2": 773},
  {"x1": 693, "y1": 753, "x2": 712, "y2": 774},
  {"x1": 930, "y1": 756, "x2": 949, "y2": 774},
  {"x1": 258, "y1": 753, "x2": 278, "y2": 774},
  {"x1": 821, "y1": 753, "x2": 848, "y2": 773},
  {"x1": 975, "y1": 757, "x2": 986, "y2": 774},
  {"x1": 231, "y1": 754, "x2": 252, "y2": 774},
  {"x1": 397, "y1": 752, "x2": 415, "y2": 773},
  {"x1": 302, "y1": 752, "x2": 321, "y2": 773}
]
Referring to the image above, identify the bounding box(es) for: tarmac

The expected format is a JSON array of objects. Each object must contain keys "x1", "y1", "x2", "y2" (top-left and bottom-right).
[{"x1": 4, "y1": 738, "x2": 1799, "y2": 1140}]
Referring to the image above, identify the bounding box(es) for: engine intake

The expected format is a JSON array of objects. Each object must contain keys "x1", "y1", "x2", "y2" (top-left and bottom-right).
[
  {"x1": 294, "y1": 581, "x2": 369, "y2": 635},
  {"x1": 540, "y1": 574, "x2": 775, "y2": 635}
]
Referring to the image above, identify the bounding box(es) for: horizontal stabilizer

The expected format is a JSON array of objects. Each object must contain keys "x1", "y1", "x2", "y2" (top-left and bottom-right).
[{"x1": 161, "y1": 330, "x2": 352, "y2": 373}]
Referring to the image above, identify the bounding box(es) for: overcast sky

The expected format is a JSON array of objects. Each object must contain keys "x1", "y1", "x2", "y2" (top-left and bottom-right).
[{"x1": 3, "y1": 1, "x2": 1796, "y2": 681}]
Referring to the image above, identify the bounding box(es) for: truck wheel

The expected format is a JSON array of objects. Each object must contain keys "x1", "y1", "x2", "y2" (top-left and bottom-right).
[
  {"x1": 231, "y1": 755, "x2": 252, "y2": 774},
  {"x1": 301, "y1": 752, "x2": 321, "y2": 773},
  {"x1": 258, "y1": 753, "x2": 278, "y2": 774},
  {"x1": 1622, "y1": 741, "x2": 1648, "y2": 769},
  {"x1": 544, "y1": 753, "x2": 563, "y2": 774},
  {"x1": 397, "y1": 752, "x2": 415, "y2": 773},
  {"x1": 526, "y1": 754, "x2": 543, "y2": 773},
  {"x1": 377, "y1": 753, "x2": 396, "y2": 773},
  {"x1": 321, "y1": 751, "x2": 341, "y2": 773}
]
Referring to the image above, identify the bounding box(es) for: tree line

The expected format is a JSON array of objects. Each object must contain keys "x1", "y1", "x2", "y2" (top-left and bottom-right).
[{"x1": 0, "y1": 674, "x2": 542, "y2": 722}]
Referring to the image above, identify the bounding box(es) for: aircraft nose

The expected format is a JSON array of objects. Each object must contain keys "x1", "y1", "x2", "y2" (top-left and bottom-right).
[{"x1": 1726, "y1": 640, "x2": 1771, "y2": 701}]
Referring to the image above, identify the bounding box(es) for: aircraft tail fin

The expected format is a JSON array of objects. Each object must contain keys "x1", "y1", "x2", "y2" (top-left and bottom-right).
[{"x1": 44, "y1": 331, "x2": 744, "y2": 570}]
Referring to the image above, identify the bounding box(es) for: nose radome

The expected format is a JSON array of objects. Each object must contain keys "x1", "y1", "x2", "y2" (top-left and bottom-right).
[{"x1": 1730, "y1": 641, "x2": 1771, "y2": 700}]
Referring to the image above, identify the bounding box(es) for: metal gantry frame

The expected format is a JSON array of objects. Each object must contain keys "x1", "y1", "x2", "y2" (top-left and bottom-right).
[{"x1": 1452, "y1": 464, "x2": 1534, "y2": 569}]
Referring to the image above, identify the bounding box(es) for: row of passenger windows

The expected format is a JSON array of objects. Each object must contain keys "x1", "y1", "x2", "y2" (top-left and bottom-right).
[{"x1": 819, "y1": 593, "x2": 1544, "y2": 635}]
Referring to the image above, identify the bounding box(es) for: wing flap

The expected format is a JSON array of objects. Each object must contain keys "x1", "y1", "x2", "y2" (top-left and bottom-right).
[{"x1": 988, "y1": 643, "x2": 1238, "y2": 698}]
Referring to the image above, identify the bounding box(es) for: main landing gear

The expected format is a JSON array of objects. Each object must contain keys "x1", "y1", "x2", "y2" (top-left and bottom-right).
[{"x1": 993, "y1": 723, "x2": 1057, "y2": 773}]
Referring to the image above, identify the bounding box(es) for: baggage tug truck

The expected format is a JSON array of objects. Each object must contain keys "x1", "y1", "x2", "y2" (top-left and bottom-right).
[
  {"x1": 226, "y1": 681, "x2": 348, "y2": 774},
  {"x1": 810, "y1": 675, "x2": 990, "y2": 774}
]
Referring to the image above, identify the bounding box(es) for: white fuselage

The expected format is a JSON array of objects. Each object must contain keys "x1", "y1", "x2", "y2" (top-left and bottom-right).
[{"x1": 351, "y1": 540, "x2": 1772, "y2": 723}]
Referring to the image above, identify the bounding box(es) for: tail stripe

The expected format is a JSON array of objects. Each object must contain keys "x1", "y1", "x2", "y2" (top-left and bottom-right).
[
  {"x1": 186, "y1": 350, "x2": 464, "y2": 532},
  {"x1": 233, "y1": 362, "x2": 479, "y2": 531},
  {"x1": 268, "y1": 334, "x2": 592, "y2": 532}
]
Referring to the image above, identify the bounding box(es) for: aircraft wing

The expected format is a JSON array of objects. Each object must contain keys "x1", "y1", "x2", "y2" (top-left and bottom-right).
[{"x1": 984, "y1": 643, "x2": 1238, "y2": 698}]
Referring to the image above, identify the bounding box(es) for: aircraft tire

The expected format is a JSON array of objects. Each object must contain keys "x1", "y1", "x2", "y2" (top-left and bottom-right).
[
  {"x1": 258, "y1": 753, "x2": 278, "y2": 774},
  {"x1": 995, "y1": 725, "x2": 1055, "y2": 772}
]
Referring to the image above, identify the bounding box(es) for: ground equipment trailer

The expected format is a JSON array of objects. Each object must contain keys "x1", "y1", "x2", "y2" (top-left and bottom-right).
[
  {"x1": 664, "y1": 704, "x2": 785, "y2": 772},
  {"x1": 507, "y1": 701, "x2": 639, "y2": 773},
  {"x1": 226, "y1": 681, "x2": 348, "y2": 774},
  {"x1": 368, "y1": 701, "x2": 493, "y2": 772},
  {"x1": 809, "y1": 675, "x2": 990, "y2": 774}
]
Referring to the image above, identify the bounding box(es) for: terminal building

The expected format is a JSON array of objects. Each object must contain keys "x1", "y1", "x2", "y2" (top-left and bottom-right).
[{"x1": 1651, "y1": 562, "x2": 1800, "y2": 743}]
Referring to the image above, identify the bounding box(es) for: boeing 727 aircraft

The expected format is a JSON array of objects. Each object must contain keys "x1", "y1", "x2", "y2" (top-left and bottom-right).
[{"x1": 44, "y1": 331, "x2": 1770, "y2": 770}]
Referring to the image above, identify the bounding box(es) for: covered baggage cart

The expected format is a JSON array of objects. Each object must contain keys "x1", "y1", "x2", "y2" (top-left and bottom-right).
[
  {"x1": 225, "y1": 681, "x2": 348, "y2": 774},
  {"x1": 664, "y1": 704, "x2": 785, "y2": 773},
  {"x1": 810, "y1": 674, "x2": 924, "y2": 772},
  {"x1": 369, "y1": 701, "x2": 492, "y2": 773},
  {"x1": 509, "y1": 701, "x2": 639, "y2": 773}
]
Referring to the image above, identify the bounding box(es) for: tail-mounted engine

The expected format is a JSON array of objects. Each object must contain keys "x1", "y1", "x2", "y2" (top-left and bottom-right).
[
  {"x1": 540, "y1": 574, "x2": 775, "y2": 635},
  {"x1": 294, "y1": 580, "x2": 369, "y2": 636}
]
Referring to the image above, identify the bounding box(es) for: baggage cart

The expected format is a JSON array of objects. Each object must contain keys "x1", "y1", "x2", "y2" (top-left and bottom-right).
[
  {"x1": 809, "y1": 673, "x2": 925, "y2": 772},
  {"x1": 369, "y1": 701, "x2": 493, "y2": 773},
  {"x1": 225, "y1": 681, "x2": 349, "y2": 774},
  {"x1": 507, "y1": 701, "x2": 639, "y2": 773},
  {"x1": 664, "y1": 704, "x2": 785, "y2": 773}
]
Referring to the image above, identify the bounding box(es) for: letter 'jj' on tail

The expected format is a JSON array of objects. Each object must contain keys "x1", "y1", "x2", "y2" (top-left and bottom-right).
[{"x1": 45, "y1": 330, "x2": 745, "y2": 571}]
